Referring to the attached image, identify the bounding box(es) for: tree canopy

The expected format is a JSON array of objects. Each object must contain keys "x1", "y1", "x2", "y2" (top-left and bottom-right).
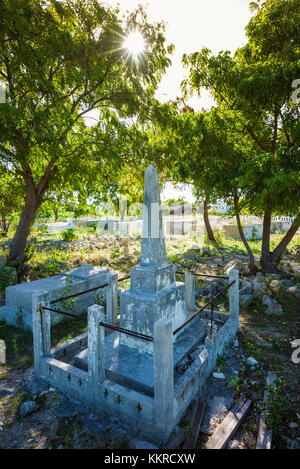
[
  {"x1": 180, "y1": 0, "x2": 300, "y2": 272},
  {"x1": 0, "y1": 0, "x2": 173, "y2": 263}
]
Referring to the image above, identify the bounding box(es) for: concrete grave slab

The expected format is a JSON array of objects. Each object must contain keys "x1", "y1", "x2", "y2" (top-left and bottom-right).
[{"x1": 74, "y1": 316, "x2": 206, "y2": 397}]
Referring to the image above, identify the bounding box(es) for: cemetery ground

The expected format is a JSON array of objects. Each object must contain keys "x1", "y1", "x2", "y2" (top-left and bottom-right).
[{"x1": 0, "y1": 227, "x2": 299, "y2": 449}]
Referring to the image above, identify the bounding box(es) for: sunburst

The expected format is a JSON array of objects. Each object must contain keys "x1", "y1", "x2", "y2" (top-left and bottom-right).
[{"x1": 123, "y1": 31, "x2": 146, "y2": 59}]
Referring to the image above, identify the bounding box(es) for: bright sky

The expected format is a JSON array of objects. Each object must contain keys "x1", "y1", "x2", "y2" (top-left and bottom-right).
[
  {"x1": 106, "y1": 0, "x2": 253, "y2": 110},
  {"x1": 103, "y1": 1, "x2": 254, "y2": 201}
]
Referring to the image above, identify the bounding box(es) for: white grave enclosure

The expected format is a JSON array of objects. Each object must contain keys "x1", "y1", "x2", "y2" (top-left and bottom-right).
[{"x1": 31, "y1": 166, "x2": 239, "y2": 444}]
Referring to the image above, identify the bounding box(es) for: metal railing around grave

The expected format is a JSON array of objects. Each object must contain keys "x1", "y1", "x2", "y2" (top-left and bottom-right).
[
  {"x1": 39, "y1": 272, "x2": 236, "y2": 345},
  {"x1": 39, "y1": 275, "x2": 152, "y2": 343},
  {"x1": 175, "y1": 270, "x2": 236, "y2": 338}
]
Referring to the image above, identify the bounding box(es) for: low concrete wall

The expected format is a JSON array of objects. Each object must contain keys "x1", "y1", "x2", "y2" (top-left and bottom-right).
[
  {"x1": 0, "y1": 266, "x2": 117, "y2": 331},
  {"x1": 270, "y1": 221, "x2": 291, "y2": 233}
]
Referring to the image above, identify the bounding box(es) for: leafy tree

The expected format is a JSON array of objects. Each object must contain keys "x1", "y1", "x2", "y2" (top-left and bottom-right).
[
  {"x1": 182, "y1": 0, "x2": 300, "y2": 273},
  {"x1": 0, "y1": 164, "x2": 23, "y2": 235},
  {"x1": 0, "y1": 0, "x2": 172, "y2": 264}
]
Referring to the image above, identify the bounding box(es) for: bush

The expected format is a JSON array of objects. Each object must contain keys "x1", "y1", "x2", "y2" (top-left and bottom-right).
[
  {"x1": 0, "y1": 265, "x2": 17, "y2": 293},
  {"x1": 61, "y1": 228, "x2": 79, "y2": 242}
]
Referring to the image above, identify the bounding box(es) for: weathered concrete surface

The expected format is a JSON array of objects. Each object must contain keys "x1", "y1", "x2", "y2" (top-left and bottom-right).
[
  {"x1": 223, "y1": 224, "x2": 263, "y2": 240},
  {"x1": 140, "y1": 165, "x2": 168, "y2": 269},
  {"x1": 74, "y1": 316, "x2": 206, "y2": 397},
  {"x1": 153, "y1": 319, "x2": 174, "y2": 437}
]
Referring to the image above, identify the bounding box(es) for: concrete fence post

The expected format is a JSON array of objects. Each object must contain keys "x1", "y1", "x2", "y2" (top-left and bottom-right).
[
  {"x1": 88, "y1": 305, "x2": 105, "y2": 386},
  {"x1": 32, "y1": 295, "x2": 43, "y2": 372},
  {"x1": 153, "y1": 318, "x2": 174, "y2": 437},
  {"x1": 41, "y1": 300, "x2": 51, "y2": 357},
  {"x1": 111, "y1": 273, "x2": 118, "y2": 325},
  {"x1": 229, "y1": 269, "x2": 239, "y2": 327},
  {"x1": 185, "y1": 272, "x2": 196, "y2": 316}
]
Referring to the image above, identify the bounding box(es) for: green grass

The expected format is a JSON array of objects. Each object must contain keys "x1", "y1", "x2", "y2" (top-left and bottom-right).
[
  {"x1": 0, "y1": 321, "x2": 33, "y2": 377},
  {"x1": 0, "y1": 315, "x2": 88, "y2": 381},
  {"x1": 213, "y1": 232, "x2": 300, "y2": 258},
  {"x1": 51, "y1": 316, "x2": 88, "y2": 349}
]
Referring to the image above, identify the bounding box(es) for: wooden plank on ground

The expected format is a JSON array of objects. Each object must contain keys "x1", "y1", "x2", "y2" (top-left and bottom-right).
[
  {"x1": 183, "y1": 400, "x2": 206, "y2": 449},
  {"x1": 167, "y1": 399, "x2": 197, "y2": 449},
  {"x1": 166, "y1": 427, "x2": 186, "y2": 449},
  {"x1": 204, "y1": 397, "x2": 252, "y2": 449},
  {"x1": 256, "y1": 371, "x2": 277, "y2": 449}
]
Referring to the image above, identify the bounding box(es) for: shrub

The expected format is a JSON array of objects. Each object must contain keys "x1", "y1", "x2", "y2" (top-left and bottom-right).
[
  {"x1": 62, "y1": 228, "x2": 79, "y2": 242},
  {"x1": 0, "y1": 265, "x2": 17, "y2": 293}
]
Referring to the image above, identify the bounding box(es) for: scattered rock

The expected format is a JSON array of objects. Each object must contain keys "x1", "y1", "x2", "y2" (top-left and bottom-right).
[
  {"x1": 262, "y1": 295, "x2": 283, "y2": 316},
  {"x1": 97, "y1": 256, "x2": 109, "y2": 265},
  {"x1": 239, "y1": 294, "x2": 253, "y2": 306},
  {"x1": 213, "y1": 372, "x2": 225, "y2": 380},
  {"x1": 190, "y1": 345, "x2": 208, "y2": 363},
  {"x1": 268, "y1": 279, "x2": 283, "y2": 293},
  {"x1": 201, "y1": 396, "x2": 233, "y2": 435},
  {"x1": 240, "y1": 280, "x2": 253, "y2": 295},
  {"x1": 262, "y1": 295, "x2": 274, "y2": 308},
  {"x1": 285, "y1": 437, "x2": 300, "y2": 449},
  {"x1": 289, "y1": 422, "x2": 299, "y2": 429},
  {"x1": 227, "y1": 439, "x2": 242, "y2": 449},
  {"x1": 0, "y1": 387, "x2": 13, "y2": 398},
  {"x1": 287, "y1": 285, "x2": 300, "y2": 297},
  {"x1": 19, "y1": 400, "x2": 39, "y2": 418},
  {"x1": 252, "y1": 277, "x2": 268, "y2": 297},
  {"x1": 246, "y1": 357, "x2": 258, "y2": 367},
  {"x1": 202, "y1": 247, "x2": 211, "y2": 257},
  {"x1": 22, "y1": 369, "x2": 48, "y2": 395}
]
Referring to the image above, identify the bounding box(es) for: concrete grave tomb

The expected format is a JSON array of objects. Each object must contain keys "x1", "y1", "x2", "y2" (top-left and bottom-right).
[{"x1": 0, "y1": 265, "x2": 118, "y2": 330}]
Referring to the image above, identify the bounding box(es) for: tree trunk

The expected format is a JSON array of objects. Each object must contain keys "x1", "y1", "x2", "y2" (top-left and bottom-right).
[
  {"x1": 234, "y1": 197, "x2": 258, "y2": 275},
  {"x1": 9, "y1": 178, "x2": 41, "y2": 265},
  {"x1": 260, "y1": 207, "x2": 277, "y2": 273},
  {"x1": 203, "y1": 198, "x2": 216, "y2": 242},
  {"x1": 54, "y1": 208, "x2": 58, "y2": 222}
]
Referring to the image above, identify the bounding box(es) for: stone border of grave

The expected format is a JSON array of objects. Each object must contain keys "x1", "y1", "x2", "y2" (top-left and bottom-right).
[{"x1": 32, "y1": 268, "x2": 239, "y2": 444}]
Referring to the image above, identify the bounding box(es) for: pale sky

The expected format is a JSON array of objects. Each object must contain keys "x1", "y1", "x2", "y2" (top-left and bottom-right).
[{"x1": 106, "y1": 0, "x2": 253, "y2": 110}]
